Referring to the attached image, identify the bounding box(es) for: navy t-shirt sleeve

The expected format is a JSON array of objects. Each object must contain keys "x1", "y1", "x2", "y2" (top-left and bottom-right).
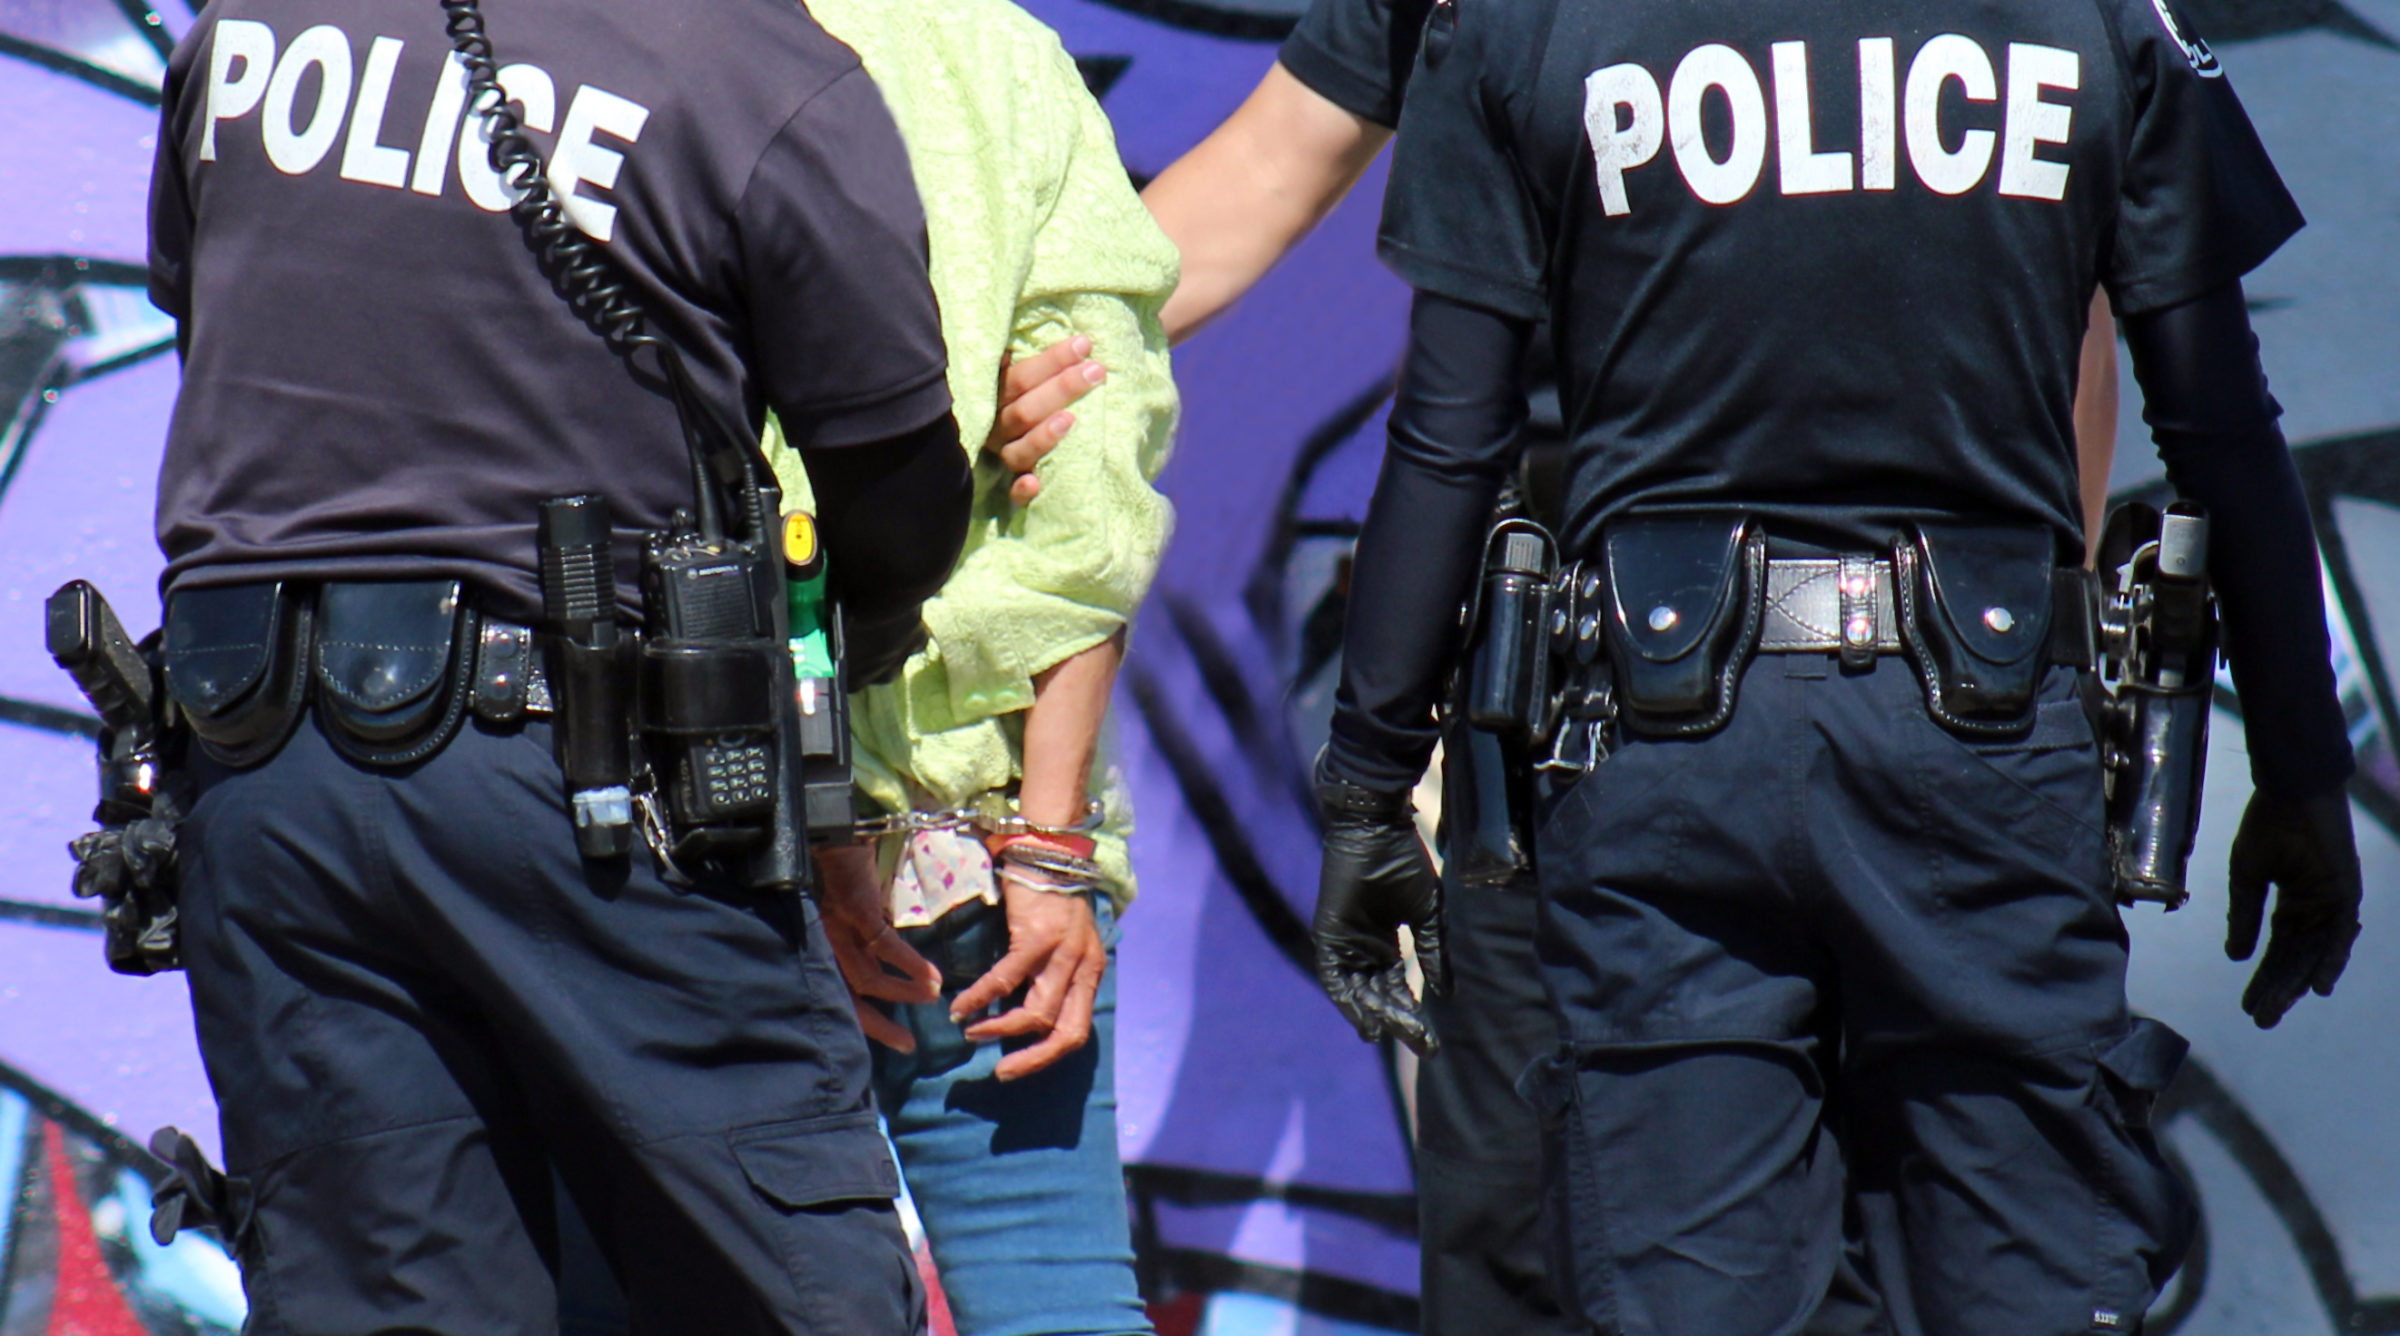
[
  {"x1": 1279, "y1": 0, "x2": 1437, "y2": 128},
  {"x1": 147, "y1": 42, "x2": 195, "y2": 322},
  {"x1": 737, "y1": 66, "x2": 951, "y2": 451},
  {"x1": 1375, "y1": 0, "x2": 1548, "y2": 321},
  {"x1": 2102, "y1": 0, "x2": 2304, "y2": 315}
]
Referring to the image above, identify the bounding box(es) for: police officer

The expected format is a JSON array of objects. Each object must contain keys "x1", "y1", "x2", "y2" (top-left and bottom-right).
[
  {"x1": 138, "y1": 0, "x2": 969, "y2": 1328},
  {"x1": 1309, "y1": 0, "x2": 2365, "y2": 1330}
]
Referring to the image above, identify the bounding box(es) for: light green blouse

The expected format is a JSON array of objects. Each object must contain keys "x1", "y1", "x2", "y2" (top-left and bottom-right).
[{"x1": 762, "y1": 0, "x2": 1181, "y2": 908}]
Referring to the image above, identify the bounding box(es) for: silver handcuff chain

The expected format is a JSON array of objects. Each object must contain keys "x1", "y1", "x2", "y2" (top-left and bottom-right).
[{"x1": 846, "y1": 798, "x2": 1106, "y2": 844}]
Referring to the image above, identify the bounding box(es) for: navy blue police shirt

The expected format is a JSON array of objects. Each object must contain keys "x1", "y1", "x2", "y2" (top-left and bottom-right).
[
  {"x1": 1377, "y1": 0, "x2": 2302, "y2": 562},
  {"x1": 148, "y1": 0, "x2": 951, "y2": 622},
  {"x1": 1281, "y1": 0, "x2": 1440, "y2": 129}
]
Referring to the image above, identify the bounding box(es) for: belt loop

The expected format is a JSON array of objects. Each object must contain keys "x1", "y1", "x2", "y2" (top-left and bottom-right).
[{"x1": 1838, "y1": 552, "x2": 1879, "y2": 670}]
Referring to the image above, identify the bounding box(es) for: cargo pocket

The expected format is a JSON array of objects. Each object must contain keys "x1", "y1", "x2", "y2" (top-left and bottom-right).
[
  {"x1": 1519, "y1": 1048, "x2": 1617, "y2": 1333},
  {"x1": 2088, "y1": 1018, "x2": 2198, "y2": 1333},
  {"x1": 729, "y1": 1108, "x2": 901, "y2": 1211},
  {"x1": 729, "y1": 1108, "x2": 918, "y2": 1330}
]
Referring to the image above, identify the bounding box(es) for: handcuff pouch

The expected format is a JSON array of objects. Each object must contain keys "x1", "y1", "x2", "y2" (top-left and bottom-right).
[
  {"x1": 312, "y1": 580, "x2": 476, "y2": 767},
  {"x1": 1600, "y1": 514, "x2": 1764, "y2": 737},
  {"x1": 1894, "y1": 523, "x2": 2056, "y2": 738},
  {"x1": 164, "y1": 582, "x2": 311, "y2": 768}
]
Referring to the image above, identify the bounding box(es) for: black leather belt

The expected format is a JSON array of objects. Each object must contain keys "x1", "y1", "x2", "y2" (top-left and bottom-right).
[{"x1": 1754, "y1": 555, "x2": 2094, "y2": 668}]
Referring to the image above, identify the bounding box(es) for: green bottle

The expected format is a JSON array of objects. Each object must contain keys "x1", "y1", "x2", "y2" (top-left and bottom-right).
[{"x1": 781, "y1": 511, "x2": 836, "y2": 680}]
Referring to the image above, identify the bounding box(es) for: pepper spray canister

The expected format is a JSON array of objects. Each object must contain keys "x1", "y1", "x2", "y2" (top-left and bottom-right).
[{"x1": 781, "y1": 511, "x2": 853, "y2": 842}]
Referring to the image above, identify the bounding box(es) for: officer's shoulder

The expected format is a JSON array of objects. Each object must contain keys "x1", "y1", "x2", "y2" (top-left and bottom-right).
[{"x1": 698, "y1": 0, "x2": 879, "y2": 107}]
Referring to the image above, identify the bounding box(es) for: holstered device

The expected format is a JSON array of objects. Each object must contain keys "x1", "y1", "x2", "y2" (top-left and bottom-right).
[
  {"x1": 47, "y1": 581, "x2": 186, "y2": 975},
  {"x1": 442, "y1": 2, "x2": 847, "y2": 893},
  {"x1": 2093, "y1": 502, "x2": 2217, "y2": 908}
]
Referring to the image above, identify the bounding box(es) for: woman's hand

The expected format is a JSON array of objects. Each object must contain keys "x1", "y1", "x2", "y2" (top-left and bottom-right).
[
  {"x1": 951, "y1": 876, "x2": 1108, "y2": 1081},
  {"x1": 814, "y1": 843, "x2": 943, "y2": 1054},
  {"x1": 986, "y1": 335, "x2": 1106, "y2": 504}
]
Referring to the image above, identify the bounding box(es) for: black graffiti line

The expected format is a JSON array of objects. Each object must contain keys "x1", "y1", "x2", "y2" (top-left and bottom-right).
[
  {"x1": 1126, "y1": 661, "x2": 1317, "y2": 975},
  {"x1": 108, "y1": 0, "x2": 176, "y2": 61},
  {"x1": 2161, "y1": 1056, "x2": 2400, "y2": 1332},
  {"x1": 0, "y1": 35, "x2": 161, "y2": 105},
  {"x1": 0, "y1": 899, "x2": 103, "y2": 932},
  {"x1": 1160, "y1": 592, "x2": 1315, "y2": 820},
  {"x1": 0, "y1": 1060, "x2": 170, "y2": 1184},
  {"x1": 1147, "y1": 1246, "x2": 1419, "y2": 1330},
  {"x1": 0, "y1": 696, "x2": 102, "y2": 739},
  {"x1": 1240, "y1": 374, "x2": 1398, "y2": 633},
  {"x1": 1127, "y1": 1161, "x2": 1417, "y2": 1235}
]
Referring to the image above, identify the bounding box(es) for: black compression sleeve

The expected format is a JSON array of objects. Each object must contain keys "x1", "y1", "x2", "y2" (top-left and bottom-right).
[
  {"x1": 1324, "y1": 291, "x2": 1533, "y2": 793},
  {"x1": 2122, "y1": 281, "x2": 2354, "y2": 799},
  {"x1": 800, "y1": 412, "x2": 972, "y2": 686}
]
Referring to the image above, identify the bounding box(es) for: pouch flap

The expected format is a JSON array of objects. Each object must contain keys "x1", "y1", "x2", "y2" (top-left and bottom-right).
[
  {"x1": 730, "y1": 1109, "x2": 900, "y2": 1209},
  {"x1": 1603, "y1": 515, "x2": 1748, "y2": 664},
  {"x1": 1918, "y1": 523, "x2": 2055, "y2": 667},
  {"x1": 313, "y1": 581, "x2": 462, "y2": 714},
  {"x1": 164, "y1": 584, "x2": 289, "y2": 717},
  {"x1": 2096, "y1": 1017, "x2": 2188, "y2": 1129},
  {"x1": 2098, "y1": 1017, "x2": 2188, "y2": 1096}
]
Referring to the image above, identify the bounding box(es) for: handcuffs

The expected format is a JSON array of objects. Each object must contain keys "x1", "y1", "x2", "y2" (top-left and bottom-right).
[{"x1": 850, "y1": 796, "x2": 1108, "y2": 894}]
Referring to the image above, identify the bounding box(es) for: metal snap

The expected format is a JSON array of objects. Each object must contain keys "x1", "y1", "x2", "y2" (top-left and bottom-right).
[
  {"x1": 1846, "y1": 615, "x2": 1872, "y2": 644},
  {"x1": 1647, "y1": 605, "x2": 1678, "y2": 632},
  {"x1": 1983, "y1": 606, "x2": 2016, "y2": 633}
]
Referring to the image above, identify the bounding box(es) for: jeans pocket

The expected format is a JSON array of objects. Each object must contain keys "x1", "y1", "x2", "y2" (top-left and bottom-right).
[{"x1": 2088, "y1": 1018, "x2": 2199, "y2": 1332}]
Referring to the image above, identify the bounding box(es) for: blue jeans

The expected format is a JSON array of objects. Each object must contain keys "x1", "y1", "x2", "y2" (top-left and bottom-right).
[{"x1": 874, "y1": 895, "x2": 1151, "y2": 1336}]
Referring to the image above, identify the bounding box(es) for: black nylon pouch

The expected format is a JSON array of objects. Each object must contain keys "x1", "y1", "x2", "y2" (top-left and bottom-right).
[
  {"x1": 1895, "y1": 523, "x2": 2057, "y2": 738},
  {"x1": 1600, "y1": 515, "x2": 1764, "y2": 737},
  {"x1": 164, "y1": 583, "x2": 311, "y2": 768},
  {"x1": 312, "y1": 581, "x2": 476, "y2": 767}
]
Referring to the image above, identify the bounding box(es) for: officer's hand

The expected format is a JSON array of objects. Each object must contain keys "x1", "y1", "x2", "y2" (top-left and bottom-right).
[
  {"x1": 955, "y1": 875, "x2": 1107, "y2": 1081},
  {"x1": 2226, "y1": 788, "x2": 2364, "y2": 1029},
  {"x1": 1313, "y1": 764, "x2": 1448, "y2": 1058},
  {"x1": 813, "y1": 844, "x2": 941, "y2": 1054},
  {"x1": 987, "y1": 336, "x2": 1105, "y2": 505}
]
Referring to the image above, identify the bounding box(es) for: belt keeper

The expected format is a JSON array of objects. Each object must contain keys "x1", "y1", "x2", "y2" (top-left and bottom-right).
[{"x1": 1838, "y1": 552, "x2": 1879, "y2": 670}]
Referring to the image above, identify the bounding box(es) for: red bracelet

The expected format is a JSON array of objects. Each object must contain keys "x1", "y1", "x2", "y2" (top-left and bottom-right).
[{"x1": 986, "y1": 830, "x2": 1097, "y2": 861}]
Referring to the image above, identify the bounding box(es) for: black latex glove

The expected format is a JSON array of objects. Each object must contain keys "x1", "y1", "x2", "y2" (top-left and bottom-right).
[
  {"x1": 2225, "y1": 789, "x2": 2363, "y2": 1028},
  {"x1": 69, "y1": 814, "x2": 182, "y2": 976},
  {"x1": 1313, "y1": 759, "x2": 1450, "y2": 1057}
]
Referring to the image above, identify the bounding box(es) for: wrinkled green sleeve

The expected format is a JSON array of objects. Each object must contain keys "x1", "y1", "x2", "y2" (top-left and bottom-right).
[{"x1": 915, "y1": 41, "x2": 1179, "y2": 724}]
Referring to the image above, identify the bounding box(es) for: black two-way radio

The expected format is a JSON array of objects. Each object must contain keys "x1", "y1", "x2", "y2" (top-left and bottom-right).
[{"x1": 444, "y1": 0, "x2": 835, "y2": 891}]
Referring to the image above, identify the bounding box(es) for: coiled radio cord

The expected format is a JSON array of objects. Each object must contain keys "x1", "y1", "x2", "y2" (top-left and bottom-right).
[{"x1": 440, "y1": 0, "x2": 767, "y2": 545}]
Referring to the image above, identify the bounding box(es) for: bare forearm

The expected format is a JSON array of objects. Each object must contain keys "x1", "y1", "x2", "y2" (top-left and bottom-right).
[
  {"x1": 1016, "y1": 631, "x2": 1127, "y2": 827},
  {"x1": 1144, "y1": 63, "x2": 1391, "y2": 343},
  {"x1": 2073, "y1": 288, "x2": 2119, "y2": 563}
]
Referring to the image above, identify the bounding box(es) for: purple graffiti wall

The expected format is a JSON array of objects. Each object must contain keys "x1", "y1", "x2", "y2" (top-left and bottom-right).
[{"x1": 3, "y1": 0, "x2": 2398, "y2": 1332}]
